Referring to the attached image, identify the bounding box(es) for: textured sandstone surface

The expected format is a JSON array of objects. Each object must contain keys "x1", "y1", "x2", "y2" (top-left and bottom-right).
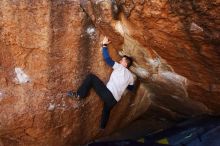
[{"x1": 0, "y1": 0, "x2": 219, "y2": 146}]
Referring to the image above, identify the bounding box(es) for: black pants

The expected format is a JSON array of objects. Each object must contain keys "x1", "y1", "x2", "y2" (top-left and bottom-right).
[{"x1": 77, "y1": 73, "x2": 117, "y2": 129}]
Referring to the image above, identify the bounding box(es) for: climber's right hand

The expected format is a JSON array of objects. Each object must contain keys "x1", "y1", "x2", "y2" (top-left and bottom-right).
[{"x1": 102, "y1": 36, "x2": 111, "y2": 46}]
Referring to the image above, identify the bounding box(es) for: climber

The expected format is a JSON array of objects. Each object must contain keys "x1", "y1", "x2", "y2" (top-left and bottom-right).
[{"x1": 67, "y1": 36, "x2": 135, "y2": 129}]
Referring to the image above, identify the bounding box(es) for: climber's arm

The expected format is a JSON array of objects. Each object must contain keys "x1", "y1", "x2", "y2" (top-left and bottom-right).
[
  {"x1": 102, "y1": 45, "x2": 115, "y2": 67},
  {"x1": 102, "y1": 36, "x2": 115, "y2": 67},
  {"x1": 127, "y1": 75, "x2": 137, "y2": 92},
  {"x1": 127, "y1": 84, "x2": 134, "y2": 91}
]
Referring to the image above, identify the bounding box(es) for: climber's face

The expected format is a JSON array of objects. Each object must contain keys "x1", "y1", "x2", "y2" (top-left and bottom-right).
[{"x1": 120, "y1": 57, "x2": 128, "y2": 68}]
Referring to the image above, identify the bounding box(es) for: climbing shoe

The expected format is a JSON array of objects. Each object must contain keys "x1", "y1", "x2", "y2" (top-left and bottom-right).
[{"x1": 67, "y1": 91, "x2": 80, "y2": 99}]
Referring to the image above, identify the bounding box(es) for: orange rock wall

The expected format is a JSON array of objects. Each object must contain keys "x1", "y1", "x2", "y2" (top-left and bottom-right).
[{"x1": 0, "y1": 0, "x2": 219, "y2": 146}]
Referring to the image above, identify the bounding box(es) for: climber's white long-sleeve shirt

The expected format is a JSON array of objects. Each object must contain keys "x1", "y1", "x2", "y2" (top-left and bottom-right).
[{"x1": 106, "y1": 62, "x2": 134, "y2": 101}]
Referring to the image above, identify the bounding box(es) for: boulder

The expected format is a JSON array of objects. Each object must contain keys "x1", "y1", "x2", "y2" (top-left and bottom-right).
[{"x1": 0, "y1": 0, "x2": 219, "y2": 145}]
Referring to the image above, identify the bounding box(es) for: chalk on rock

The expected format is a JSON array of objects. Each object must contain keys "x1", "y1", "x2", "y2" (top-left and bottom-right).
[
  {"x1": 48, "y1": 103, "x2": 56, "y2": 111},
  {"x1": 15, "y1": 67, "x2": 30, "y2": 84},
  {"x1": 190, "y1": 22, "x2": 203, "y2": 32},
  {"x1": 0, "y1": 91, "x2": 4, "y2": 101}
]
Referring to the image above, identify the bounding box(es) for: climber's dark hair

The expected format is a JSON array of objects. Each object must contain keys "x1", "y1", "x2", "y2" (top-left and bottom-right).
[{"x1": 123, "y1": 55, "x2": 133, "y2": 68}]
